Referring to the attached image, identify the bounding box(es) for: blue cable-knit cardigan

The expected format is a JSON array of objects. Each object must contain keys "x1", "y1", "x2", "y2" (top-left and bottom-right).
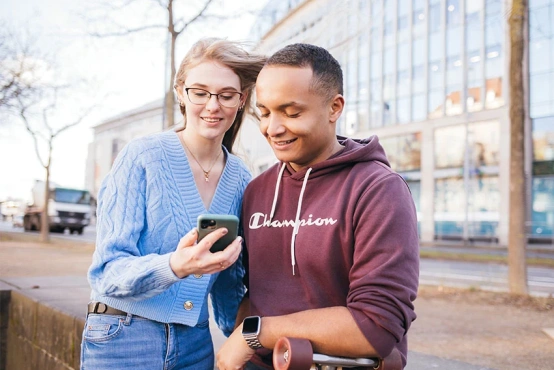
[{"x1": 87, "y1": 130, "x2": 251, "y2": 336}]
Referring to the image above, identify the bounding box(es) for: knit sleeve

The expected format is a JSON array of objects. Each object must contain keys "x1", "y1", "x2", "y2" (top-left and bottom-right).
[
  {"x1": 87, "y1": 141, "x2": 180, "y2": 300},
  {"x1": 209, "y1": 164, "x2": 251, "y2": 335},
  {"x1": 210, "y1": 250, "x2": 246, "y2": 336},
  {"x1": 347, "y1": 173, "x2": 419, "y2": 359}
]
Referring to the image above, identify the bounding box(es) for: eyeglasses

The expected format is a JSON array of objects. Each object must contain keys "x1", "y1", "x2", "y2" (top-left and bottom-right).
[{"x1": 184, "y1": 87, "x2": 243, "y2": 108}]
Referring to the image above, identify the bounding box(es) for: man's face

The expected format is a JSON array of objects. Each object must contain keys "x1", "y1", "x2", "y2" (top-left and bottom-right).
[{"x1": 255, "y1": 65, "x2": 341, "y2": 171}]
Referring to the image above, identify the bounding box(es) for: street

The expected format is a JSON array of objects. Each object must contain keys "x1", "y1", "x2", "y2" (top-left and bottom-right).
[
  {"x1": 1, "y1": 223, "x2": 554, "y2": 370},
  {"x1": 0, "y1": 219, "x2": 96, "y2": 243},
  {"x1": 420, "y1": 258, "x2": 554, "y2": 297},
  {"x1": 1, "y1": 220, "x2": 553, "y2": 297}
]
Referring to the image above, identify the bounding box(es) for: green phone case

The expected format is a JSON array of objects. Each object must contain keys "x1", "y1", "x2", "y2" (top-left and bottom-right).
[{"x1": 197, "y1": 214, "x2": 239, "y2": 253}]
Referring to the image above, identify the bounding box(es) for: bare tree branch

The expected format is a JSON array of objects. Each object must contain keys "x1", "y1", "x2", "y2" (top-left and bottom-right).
[
  {"x1": 174, "y1": 0, "x2": 215, "y2": 34},
  {"x1": 54, "y1": 104, "x2": 97, "y2": 137},
  {"x1": 18, "y1": 103, "x2": 47, "y2": 169},
  {"x1": 90, "y1": 24, "x2": 166, "y2": 37}
]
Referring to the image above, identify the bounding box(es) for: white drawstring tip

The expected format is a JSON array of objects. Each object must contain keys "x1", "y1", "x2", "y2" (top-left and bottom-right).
[{"x1": 292, "y1": 264, "x2": 295, "y2": 275}]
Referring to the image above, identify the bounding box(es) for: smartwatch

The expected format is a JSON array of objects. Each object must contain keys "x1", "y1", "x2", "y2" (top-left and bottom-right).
[{"x1": 242, "y1": 316, "x2": 263, "y2": 349}]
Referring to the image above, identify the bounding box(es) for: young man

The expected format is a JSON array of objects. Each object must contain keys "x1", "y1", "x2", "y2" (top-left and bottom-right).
[{"x1": 217, "y1": 43, "x2": 419, "y2": 370}]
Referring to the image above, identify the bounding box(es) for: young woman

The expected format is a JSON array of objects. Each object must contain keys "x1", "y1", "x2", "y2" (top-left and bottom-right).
[{"x1": 80, "y1": 38, "x2": 266, "y2": 370}]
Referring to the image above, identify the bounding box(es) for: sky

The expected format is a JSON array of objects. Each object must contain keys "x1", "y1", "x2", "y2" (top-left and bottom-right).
[{"x1": 0, "y1": 0, "x2": 267, "y2": 202}]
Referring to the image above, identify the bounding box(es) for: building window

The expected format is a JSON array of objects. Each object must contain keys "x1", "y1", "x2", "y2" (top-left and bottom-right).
[
  {"x1": 433, "y1": 122, "x2": 501, "y2": 240},
  {"x1": 533, "y1": 116, "x2": 554, "y2": 164},
  {"x1": 429, "y1": 32, "x2": 443, "y2": 61},
  {"x1": 111, "y1": 139, "x2": 126, "y2": 165},
  {"x1": 485, "y1": 45, "x2": 504, "y2": 109},
  {"x1": 529, "y1": 2, "x2": 554, "y2": 118},
  {"x1": 370, "y1": 52, "x2": 382, "y2": 80},
  {"x1": 434, "y1": 171, "x2": 500, "y2": 240},
  {"x1": 446, "y1": 26, "x2": 462, "y2": 57},
  {"x1": 428, "y1": 89, "x2": 444, "y2": 118},
  {"x1": 429, "y1": 3, "x2": 442, "y2": 33},
  {"x1": 370, "y1": 78, "x2": 383, "y2": 128},
  {"x1": 435, "y1": 125, "x2": 466, "y2": 168},
  {"x1": 447, "y1": 0, "x2": 461, "y2": 25},
  {"x1": 412, "y1": 65, "x2": 425, "y2": 94},
  {"x1": 397, "y1": 69, "x2": 410, "y2": 97},
  {"x1": 412, "y1": 94, "x2": 426, "y2": 122},
  {"x1": 396, "y1": 97, "x2": 410, "y2": 124},
  {"x1": 446, "y1": 56, "x2": 463, "y2": 116},
  {"x1": 434, "y1": 177, "x2": 465, "y2": 238},
  {"x1": 531, "y1": 177, "x2": 554, "y2": 238},
  {"x1": 434, "y1": 121, "x2": 499, "y2": 170},
  {"x1": 380, "y1": 132, "x2": 422, "y2": 172},
  {"x1": 467, "y1": 50, "x2": 483, "y2": 112},
  {"x1": 413, "y1": 0, "x2": 426, "y2": 36}
]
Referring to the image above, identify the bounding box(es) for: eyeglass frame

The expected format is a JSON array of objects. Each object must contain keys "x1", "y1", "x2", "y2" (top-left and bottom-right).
[{"x1": 184, "y1": 87, "x2": 244, "y2": 108}]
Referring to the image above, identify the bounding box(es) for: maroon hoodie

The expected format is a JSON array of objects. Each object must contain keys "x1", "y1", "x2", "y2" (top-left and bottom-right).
[{"x1": 242, "y1": 135, "x2": 419, "y2": 368}]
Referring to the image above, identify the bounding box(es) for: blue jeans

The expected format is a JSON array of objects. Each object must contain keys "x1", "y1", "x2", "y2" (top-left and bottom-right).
[{"x1": 80, "y1": 313, "x2": 214, "y2": 370}]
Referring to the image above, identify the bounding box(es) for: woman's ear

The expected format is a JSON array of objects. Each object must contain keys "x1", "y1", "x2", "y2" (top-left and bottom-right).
[
  {"x1": 239, "y1": 92, "x2": 249, "y2": 110},
  {"x1": 174, "y1": 85, "x2": 185, "y2": 106},
  {"x1": 328, "y1": 94, "x2": 345, "y2": 123}
]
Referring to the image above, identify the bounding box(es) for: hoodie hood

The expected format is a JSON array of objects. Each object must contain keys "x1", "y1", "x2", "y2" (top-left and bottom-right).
[
  {"x1": 285, "y1": 135, "x2": 390, "y2": 181},
  {"x1": 268, "y1": 135, "x2": 390, "y2": 274}
]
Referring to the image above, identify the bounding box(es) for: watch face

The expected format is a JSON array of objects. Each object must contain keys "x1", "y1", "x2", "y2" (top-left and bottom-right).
[{"x1": 243, "y1": 316, "x2": 260, "y2": 335}]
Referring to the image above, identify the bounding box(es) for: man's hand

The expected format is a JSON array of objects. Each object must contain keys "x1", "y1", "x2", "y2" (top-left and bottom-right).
[{"x1": 216, "y1": 324, "x2": 256, "y2": 370}]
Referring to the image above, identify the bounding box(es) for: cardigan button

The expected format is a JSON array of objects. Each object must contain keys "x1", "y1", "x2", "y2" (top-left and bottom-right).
[
  {"x1": 184, "y1": 301, "x2": 194, "y2": 310},
  {"x1": 193, "y1": 274, "x2": 203, "y2": 278}
]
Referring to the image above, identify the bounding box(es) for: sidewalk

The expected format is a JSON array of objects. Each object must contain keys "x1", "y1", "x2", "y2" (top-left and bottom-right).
[{"x1": 1, "y1": 233, "x2": 553, "y2": 370}]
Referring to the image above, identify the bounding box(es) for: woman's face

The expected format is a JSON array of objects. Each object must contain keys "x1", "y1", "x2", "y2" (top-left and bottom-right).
[{"x1": 179, "y1": 61, "x2": 243, "y2": 142}]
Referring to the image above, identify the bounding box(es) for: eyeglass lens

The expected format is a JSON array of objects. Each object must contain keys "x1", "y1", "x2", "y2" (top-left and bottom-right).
[{"x1": 186, "y1": 88, "x2": 241, "y2": 108}]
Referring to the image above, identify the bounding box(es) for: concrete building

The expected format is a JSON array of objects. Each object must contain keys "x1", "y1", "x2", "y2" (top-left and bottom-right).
[{"x1": 85, "y1": 100, "x2": 167, "y2": 197}]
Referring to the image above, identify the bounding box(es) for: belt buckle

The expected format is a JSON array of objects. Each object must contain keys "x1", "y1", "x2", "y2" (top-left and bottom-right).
[{"x1": 91, "y1": 302, "x2": 109, "y2": 314}]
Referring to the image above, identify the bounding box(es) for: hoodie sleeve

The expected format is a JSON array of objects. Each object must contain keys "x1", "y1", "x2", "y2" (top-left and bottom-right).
[{"x1": 347, "y1": 172, "x2": 419, "y2": 358}]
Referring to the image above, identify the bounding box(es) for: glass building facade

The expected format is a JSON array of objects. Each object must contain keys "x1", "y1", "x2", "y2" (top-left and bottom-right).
[
  {"x1": 530, "y1": 0, "x2": 554, "y2": 240},
  {"x1": 249, "y1": 0, "x2": 554, "y2": 245}
]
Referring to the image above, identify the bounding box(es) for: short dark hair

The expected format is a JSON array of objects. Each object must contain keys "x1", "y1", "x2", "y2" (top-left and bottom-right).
[{"x1": 265, "y1": 43, "x2": 343, "y2": 101}]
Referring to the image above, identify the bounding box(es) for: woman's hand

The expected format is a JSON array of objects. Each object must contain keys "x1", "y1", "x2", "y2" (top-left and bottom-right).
[{"x1": 169, "y1": 228, "x2": 242, "y2": 278}]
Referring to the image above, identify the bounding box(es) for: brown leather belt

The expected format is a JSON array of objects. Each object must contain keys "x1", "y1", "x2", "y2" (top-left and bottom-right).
[{"x1": 87, "y1": 302, "x2": 128, "y2": 316}]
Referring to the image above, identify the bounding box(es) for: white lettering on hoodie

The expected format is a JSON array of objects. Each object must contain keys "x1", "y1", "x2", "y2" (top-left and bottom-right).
[{"x1": 249, "y1": 212, "x2": 338, "y2": 229}]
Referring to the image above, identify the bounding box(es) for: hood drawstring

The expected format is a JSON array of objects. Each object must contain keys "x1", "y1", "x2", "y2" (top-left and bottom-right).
[
  {"x1": 268, "y1": 163, "x2": 313, "y2": 275},
  {"x1": 269, "y1": 162, "x2": 287, "y2": 223},
  {"x1": 290, "y1": 168, "x2": 312, "y2": 275}
]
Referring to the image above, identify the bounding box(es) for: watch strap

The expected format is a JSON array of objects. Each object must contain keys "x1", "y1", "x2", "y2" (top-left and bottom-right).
[{"x1": 243, "y1": 334, "x2": 263, "y2": 349}]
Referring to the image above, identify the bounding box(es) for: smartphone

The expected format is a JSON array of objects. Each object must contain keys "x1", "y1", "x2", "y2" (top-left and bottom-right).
[{"x1": 197, "y1": 214, "x2": 239, "y2": 253}]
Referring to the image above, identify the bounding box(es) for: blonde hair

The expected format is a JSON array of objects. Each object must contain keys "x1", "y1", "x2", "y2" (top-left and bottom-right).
[{"x1": 174, "y1": 38, "x2": 267, "y2": 153}]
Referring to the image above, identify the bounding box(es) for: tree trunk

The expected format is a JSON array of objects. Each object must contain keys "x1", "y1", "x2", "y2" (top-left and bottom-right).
[
  {"x1": 508, "y1": 0, "x2": 528, "y2": 295},
  {"x1": 164, "y1": 32, "x2": 177, "y2": 129},
  {"x1": 163, "y1": 0, "x2": 177, "y2": 130},
  {"x1": 40, "y1": 166, "x2": 50, "y2": 243}
]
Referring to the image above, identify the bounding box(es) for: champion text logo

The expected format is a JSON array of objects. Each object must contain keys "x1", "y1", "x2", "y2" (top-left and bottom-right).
[{"x1": 249, "y1": 212, "x2": 338, "y2": 229}]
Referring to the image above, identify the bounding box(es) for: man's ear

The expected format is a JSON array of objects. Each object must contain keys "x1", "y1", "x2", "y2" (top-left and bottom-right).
[{"x1": 328, "y1": 94, "x2": 345, "y2": 123}]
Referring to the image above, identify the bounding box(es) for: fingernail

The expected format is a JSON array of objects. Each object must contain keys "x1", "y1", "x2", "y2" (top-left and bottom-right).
[
  {"x1": 238, "y1": 236, "x2": 243, "y2": 244},
  {"x1": 190, "y1": 229, "x2": 197, "y2": 235},
  {"x1": 221, "y1": 228, "x2": 228, "y2": 235}
]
